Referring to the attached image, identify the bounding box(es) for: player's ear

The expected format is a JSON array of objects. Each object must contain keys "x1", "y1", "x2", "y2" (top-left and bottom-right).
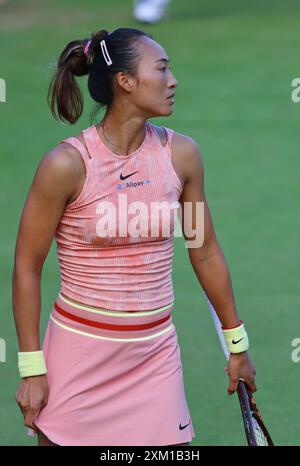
[{"x1": 115, "y1": 72, "x2": 134, "y2": 94}]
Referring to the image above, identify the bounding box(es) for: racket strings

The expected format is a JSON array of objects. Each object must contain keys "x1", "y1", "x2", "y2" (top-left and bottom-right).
[{"x1": 252, "y1": 415, "x2": 269, "y2": 446}]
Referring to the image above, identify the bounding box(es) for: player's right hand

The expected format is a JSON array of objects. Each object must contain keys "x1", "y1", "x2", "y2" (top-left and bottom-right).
[{"x1": 15, "y1": 374, "x2": 49, "y2": 433}]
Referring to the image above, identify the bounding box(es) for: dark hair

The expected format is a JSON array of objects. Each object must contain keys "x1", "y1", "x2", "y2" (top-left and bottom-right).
[{"x1": 48, "y1": 27, "x2": 153, "y2": 124}]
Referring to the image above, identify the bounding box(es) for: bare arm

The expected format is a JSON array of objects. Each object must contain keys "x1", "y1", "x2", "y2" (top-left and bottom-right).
[
  {"x1": 176, "y1": 134, "x2": 240, "y2": 328},
  {"x1": 13, "y1": 142, "x2": 85, "y2": 433},
  {"x1": 12, "y1": 143, "x2": 83, "y2": 352},
  {"x1": 174, "y1": 133, "x2": 256, "y2": 393}
]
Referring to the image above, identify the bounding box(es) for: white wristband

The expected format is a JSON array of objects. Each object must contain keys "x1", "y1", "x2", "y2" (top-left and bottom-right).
[
  {"x1": 18, "y1": 350, "x2": 47, "y2": 378},
  {"x1": 222, "y1": 321, "x2": 249, "y2": 354}
]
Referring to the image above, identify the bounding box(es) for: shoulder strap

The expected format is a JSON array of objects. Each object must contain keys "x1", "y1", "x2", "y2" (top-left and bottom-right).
[
  {"x1": 162, "y1": 126, "x2": 175, "y2": 152},
  {"x1": 81, "y1": 125, "x2": 100, "y2": 159},
  {"x1": 160, "y1": 126, "x2": 183, "y2": 192},
  {"x1": 147, "y1": 122, "x2": 173, "y2": 150}
]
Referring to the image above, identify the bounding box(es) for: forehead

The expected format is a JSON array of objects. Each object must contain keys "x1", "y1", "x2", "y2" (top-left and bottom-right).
[{"x1": 137, "y1": 36, "x2": 169, "y2": 63}]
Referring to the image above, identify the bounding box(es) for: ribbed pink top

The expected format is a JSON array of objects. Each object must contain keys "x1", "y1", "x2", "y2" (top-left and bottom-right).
[{"x1": 55, "y1": 121, "x2": 183, "y2": 311}]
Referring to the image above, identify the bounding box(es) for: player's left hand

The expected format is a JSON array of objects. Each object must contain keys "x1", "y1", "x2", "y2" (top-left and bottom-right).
[{"x1": 225, "y1": 351, "x2": 257, "y2": 395}]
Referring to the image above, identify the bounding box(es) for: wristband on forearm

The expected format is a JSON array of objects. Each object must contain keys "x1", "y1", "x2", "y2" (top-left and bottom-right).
[
  {"x1": 221, "y1": 320, "x2": 249, "y2": 354},
  {"x1": 18, "y1": 350, "x2": 47, "y2": 378}
]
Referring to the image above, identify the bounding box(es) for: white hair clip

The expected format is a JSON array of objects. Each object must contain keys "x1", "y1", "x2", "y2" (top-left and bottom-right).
[{"x1": 100, "y1": 39, "x2": 112, "y2": 66}]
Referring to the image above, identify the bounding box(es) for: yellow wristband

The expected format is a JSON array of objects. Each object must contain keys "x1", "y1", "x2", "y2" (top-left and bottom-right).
[
  {"x1": 18, "y1": 350, "x2": 47, "y2": 378},
  {"x1": 222, "y1": 321, "x2": 249, "y2": 354}
]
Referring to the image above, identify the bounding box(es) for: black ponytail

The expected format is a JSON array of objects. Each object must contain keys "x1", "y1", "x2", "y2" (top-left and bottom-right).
[{"x1": 48, "y1": 28, "x2": 152, "y2": 125}]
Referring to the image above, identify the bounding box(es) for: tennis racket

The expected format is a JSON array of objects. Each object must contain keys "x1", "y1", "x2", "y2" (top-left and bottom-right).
[{"x1": 203, "y1": 291, "x2": 274, "y2": 446}]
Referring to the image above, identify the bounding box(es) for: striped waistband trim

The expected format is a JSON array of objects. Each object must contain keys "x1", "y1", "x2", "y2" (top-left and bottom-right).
[
  {"x1": 58, "y1": 292, "x2": 173, "y2": 317},
  {"x1": 54, "y1": 301, "x2": 171, "y2": 331},
  {"x1": 50, "y1": 314, "x2": 175, "y2": 342}
]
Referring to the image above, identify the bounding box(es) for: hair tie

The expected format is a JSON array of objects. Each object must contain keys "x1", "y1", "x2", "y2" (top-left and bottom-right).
[
  {"x1": 84, "y1": 32, "x2": 112, "y2": 62},
  {"x1": 84, "y1": 39, "x2": 92, "y2": 57}
]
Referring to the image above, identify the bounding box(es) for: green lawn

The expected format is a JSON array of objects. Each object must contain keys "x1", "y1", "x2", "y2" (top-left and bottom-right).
[{"x1": 1, "y1": 0, "x2": 299, "y2": 446}]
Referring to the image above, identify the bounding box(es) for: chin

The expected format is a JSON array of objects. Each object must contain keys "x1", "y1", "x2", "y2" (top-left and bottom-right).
[
  {"x1": 157, "y1": 107, "x2": 174, "y2": 117},
  {"x1": 164, "y1": 107, "x2": 174, "y2": 116},
  {"x1": 147, "y1": 105, "x2": 174, "y2": 118}
]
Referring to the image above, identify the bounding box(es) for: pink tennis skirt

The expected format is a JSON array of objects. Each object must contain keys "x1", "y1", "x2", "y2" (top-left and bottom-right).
[{"x1": 27, "y1": 292, "x2": 196, "y2": 446}]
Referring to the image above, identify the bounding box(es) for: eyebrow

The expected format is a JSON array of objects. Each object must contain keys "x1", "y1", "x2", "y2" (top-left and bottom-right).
[{"x1": 155, "y1": 58, "x2": 170, "y2": 63}]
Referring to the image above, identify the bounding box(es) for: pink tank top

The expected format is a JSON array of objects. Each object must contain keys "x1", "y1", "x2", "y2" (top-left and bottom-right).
[{"x1": 55, "y1": 121, "x2": 183, "y2": 311}]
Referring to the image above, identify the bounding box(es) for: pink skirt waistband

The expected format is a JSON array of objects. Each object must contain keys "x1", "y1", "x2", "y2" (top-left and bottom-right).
[{"x1": 50, "y1": 293, "x2": 174, "y2": 341}]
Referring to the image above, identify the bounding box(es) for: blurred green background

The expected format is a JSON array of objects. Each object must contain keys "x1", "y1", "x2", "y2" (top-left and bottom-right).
[{"x1": 1, "y1": 0, "x2": 299, "y2": 446}]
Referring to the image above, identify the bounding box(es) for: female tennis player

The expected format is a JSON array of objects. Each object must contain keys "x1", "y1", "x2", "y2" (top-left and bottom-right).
[{"x1": 13, "y1": 27, "x2": 256, "y2": 446}]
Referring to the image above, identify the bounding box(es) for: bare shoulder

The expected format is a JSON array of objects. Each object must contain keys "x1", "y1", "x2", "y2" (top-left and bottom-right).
[
  {"x1": 172, "y1": 131, "x2": 202, "y2": 162},
  {"x1": 33, "y1": 141, "x2": 85, "y2": 203},
  {"x1": 171, "y1": 131, "x2": 204, "y2": 186}
]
